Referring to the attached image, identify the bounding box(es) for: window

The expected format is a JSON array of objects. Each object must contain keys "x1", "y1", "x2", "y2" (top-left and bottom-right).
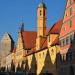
[
  {"x1": 40, "y1": 10, "x2": 42, "y2": 16},
  {"x1": 70, "y1": 34, "x2": 74, "y2": 43},
  {"x1": 70, "y1": 0, "x2": 72, "y2": 5},
  {"x1": 69, "y1": 20, "x2": 72, "y2": 27},
  {"x1": 39, "y1": 53, "x2": 41, "y2": 57},
  {"x1": 63, "y1": 26, "x2": 66, "y2": 31},
  {"x1": 66, "y1": 52, "x2": 72, "y2": 61},
  {"x1": 60, "y1": 39, "x2": 65, "y2": 47},
  {"x1": 48, "y1": 35, "x2": 50, "y2": 42},
  {"x1": 66, "y1": 13, "x2": 67, "y2": 16},
  {"x1": 51, "y1": 49, "x2": 54, "y2": 55},
  {"x1": 66, "y1": 37, "x2": 69, "y2": 45},
  {"x1": 61, "y1": 54, "x2": 66, "y2": 62},
  {"x1": 70, "y1": 7, "x2": 72, "y2": 15},
  {"x1": 43, "y1": 52, "x2": 44, "y2": 56},
  {"x1": 63, "y1": 39, "x2": 65, "y2": 46}
]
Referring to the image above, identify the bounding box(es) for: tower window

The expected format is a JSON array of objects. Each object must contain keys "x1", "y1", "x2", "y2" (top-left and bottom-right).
[{"x1": 40, "y1": 10, "x2": 42, "y2": 16}]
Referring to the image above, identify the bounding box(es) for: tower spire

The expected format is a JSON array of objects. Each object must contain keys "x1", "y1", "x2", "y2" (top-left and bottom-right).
[
  {"x1": 21, "y1": 17, "x2": 24, "y2": 31},
  {"x1": 19, "y1": 17, "x2": 24, "y2": 32}
]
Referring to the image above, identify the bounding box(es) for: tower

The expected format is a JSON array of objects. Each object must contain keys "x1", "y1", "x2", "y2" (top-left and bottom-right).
[
  {"x1": 37, "y1": 0, "x2": 47, "y2": 37},
  {"x1": 36, "y1": 0, "x2": 47, "y2": 50}
]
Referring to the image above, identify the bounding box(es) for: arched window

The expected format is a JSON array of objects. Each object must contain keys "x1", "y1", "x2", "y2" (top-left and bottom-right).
[{"x1": 40, "y1": 10, "x2": 42, "y2": 16}]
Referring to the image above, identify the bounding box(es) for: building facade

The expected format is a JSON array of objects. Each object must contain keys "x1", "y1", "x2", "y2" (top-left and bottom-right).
[
  {"x1": 59, "y1": 0, "x2": 75, "y2": 75},
  {"x1": 11, "y1": 1, "x2": 62, "y2": 75},
  {"x1": 0, "y1": 32, "x2": 14, "y2": 68}
]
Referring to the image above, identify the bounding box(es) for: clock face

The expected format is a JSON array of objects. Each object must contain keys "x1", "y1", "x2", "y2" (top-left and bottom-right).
[{"x1": 50, "y1": 48, "x2": 56, "y2": 64}]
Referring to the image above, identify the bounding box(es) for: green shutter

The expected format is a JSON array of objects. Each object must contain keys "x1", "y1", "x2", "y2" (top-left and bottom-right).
[{"x1": 69, "y1": 20, "x2": 72, "y2": 27}]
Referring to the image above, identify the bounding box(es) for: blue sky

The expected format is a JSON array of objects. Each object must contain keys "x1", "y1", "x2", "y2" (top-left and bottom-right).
[{"x1": 0, "y1": 0, "x2": 66, "y2": 43}]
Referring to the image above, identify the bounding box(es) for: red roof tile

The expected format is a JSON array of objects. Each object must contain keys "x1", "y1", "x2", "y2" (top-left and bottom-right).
[
  {"x1": 47, "y1": 19, "x2": 62, "y2": 35},
  {"x1": 22, "y1": 31, "x2": 37, "y2": 49},
  {"x1": 24, "y1": 37, "x2": 47, "y2": 57}
]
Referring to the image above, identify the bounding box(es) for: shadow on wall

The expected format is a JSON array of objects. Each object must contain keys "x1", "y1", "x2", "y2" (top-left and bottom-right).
[
  {"x1": 25, "y1": 58, "x2": 29, "y2": 74},
  {"x1": 57, "y1": 35, "x2": 75, "y2": 75},
  {"x1": 40, "y1": 50, "x2": 56, "y2": 75},
  {"x1": 28, "y1": 54, "x2": 37, "y2": 75}
]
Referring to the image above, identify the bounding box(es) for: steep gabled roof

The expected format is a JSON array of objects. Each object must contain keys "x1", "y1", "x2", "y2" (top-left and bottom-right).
[
  {"x1": 47, "y1": 19, "x2": 63, "y2": 35},
  {"x1": 22, "y1": 31, "x2": 37, "y2": 49}
]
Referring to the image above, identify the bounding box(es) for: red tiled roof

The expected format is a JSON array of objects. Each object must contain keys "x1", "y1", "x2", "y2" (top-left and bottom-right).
[
  {"x1": 25, "y1": 37, "x2": 47, "y2": 57},
  {"x1": 21, "y1": 19, "x2": 62, "y2": 56},
  {"x1": 22, "y1": 31, "x2": 37, "y2": 49},
  {"x1": 47, "y1": 19, "x2": 62, "y2": 35}
]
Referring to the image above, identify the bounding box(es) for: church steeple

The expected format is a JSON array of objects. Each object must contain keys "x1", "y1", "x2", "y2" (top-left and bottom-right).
[
  {"x1": 20, "y1": 22, "x2": 24, "y2": 31},
  {"x1": 36, "y1": 0, "x2": 47, "y2": 50},
  {"x1": 38, "y1": 0, "x2": 46, "y2": 8},
  {"x1": 19, "y1": 22, "x2": 24, "y2": 32},
  {"x1": 37, "y1": 0, "x2": 47, "y2": 37}
]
